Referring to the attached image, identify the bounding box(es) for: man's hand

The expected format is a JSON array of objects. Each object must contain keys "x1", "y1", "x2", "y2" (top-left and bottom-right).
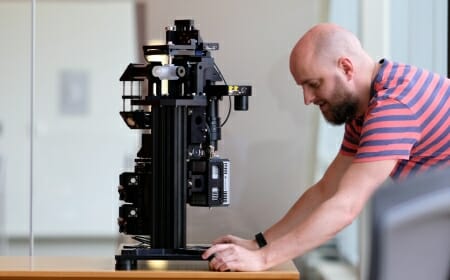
[
  {"x1": 211, "y1": 235, "x2": 259, "y2": 250},
  {"x1": 202, "y1": 243, "x2": 267, "y2": 272}
]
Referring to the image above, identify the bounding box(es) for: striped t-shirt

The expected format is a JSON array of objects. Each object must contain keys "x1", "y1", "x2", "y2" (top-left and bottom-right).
[{"x1": 340, "y1": 59, "x2": 450, "y2": 180}]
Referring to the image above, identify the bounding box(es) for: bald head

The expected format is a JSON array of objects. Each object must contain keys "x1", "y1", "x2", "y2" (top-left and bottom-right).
[
  {"x1": 290, "y1": 23, "x2": 369, "y2": 84},
  {"x1": 289, "y1": 23, "x2": 378, "y2": 123}
]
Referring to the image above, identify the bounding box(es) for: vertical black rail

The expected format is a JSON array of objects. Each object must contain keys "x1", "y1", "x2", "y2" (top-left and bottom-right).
[{"x1": 151, "y1": 104, "x2": 187, "y2": 249}]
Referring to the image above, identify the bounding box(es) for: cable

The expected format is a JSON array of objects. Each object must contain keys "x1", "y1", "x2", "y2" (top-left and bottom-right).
[
  {"x1": 213, "y1": 62, "x2": 227, "y2": 85},
  {"x1": 131, "y1": 235, "x2": 151, "y2": 247},
  {"x1": 220, "y1": 96, "x2": 232, "y2": 127},
  {"x1": 213, "y1": 62, "x2": 232, "y2": 127}
]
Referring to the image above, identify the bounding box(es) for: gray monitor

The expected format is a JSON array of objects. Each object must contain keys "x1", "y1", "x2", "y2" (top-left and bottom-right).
[{"x1": 368, "y1": 167, "x2": 450, "y2": 280}]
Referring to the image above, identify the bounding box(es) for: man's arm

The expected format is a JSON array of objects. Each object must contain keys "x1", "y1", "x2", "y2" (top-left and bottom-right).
[
  {"x1": 260, "y1": 159, "x2": 397, "y2": 269},
  {"x1": 210, "y1": 153, "x2": 353, "y2": 250},
  {"x1": 263, "y1": 153, "x2": 353, "y2": 242},
  {"x1": 203, "y1": 159, "x2": 397, "y2": 271}
]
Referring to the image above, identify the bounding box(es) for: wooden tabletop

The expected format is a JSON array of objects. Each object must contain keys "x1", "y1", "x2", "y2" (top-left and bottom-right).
[{"x1": 0, "y1": 256, "x2": 299, "y2": 280}]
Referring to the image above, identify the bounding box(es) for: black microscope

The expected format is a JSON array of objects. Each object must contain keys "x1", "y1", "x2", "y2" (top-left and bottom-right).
[{"x1": 115, "y1": 19, "x2": 251, "y2": 270}]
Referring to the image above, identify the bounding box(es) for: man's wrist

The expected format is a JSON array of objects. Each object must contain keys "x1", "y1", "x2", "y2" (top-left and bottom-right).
[{"x1": 255, "y1": 232, "x2": 268, "y2": 248}]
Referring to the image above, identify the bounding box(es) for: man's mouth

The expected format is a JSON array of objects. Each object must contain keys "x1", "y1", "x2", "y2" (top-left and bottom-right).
[{"x1": 316, "y1": 101, "x2": 326, "y2": 110}]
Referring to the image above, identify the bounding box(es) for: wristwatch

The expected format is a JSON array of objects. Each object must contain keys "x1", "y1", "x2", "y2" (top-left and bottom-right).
[{"x1": 255, "y1": 232, "x2": 267, "y2": 248}]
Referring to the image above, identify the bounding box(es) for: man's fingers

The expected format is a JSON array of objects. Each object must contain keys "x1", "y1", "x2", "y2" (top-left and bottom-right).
[
  {"x1": 218, "y1": 262, "x2": 231, "y2": 272},
  {"x1": 202, "y1": 243, "x2": 232, "y2": 260},
  {"x1": 212, "y1": 234, "x2": 235, "y2": 245},
  {"x1": 219, "y1": 260, "x2": 240, "y2": 272},
  {"x1": 215, "y1": 248, "x2": 237, "y2": 263},
  {"x1": 212, "y1": 236, "x2": 227, "y2": 244},
  {"x1": 202, "y1": 246, "x2": 214, "y2": 260},
  {"x1": 206, "y1": 245, "x2": 241, "y2": 272},
  {"x1": 205, "y1": 242, "x2": 263, "y2": 272},
  {"x1": 209, "y1": 254, "x2": 236, "y2": 272},
  {"x1": 214, "y1": 257, "x2": 240, "y2": 272}
]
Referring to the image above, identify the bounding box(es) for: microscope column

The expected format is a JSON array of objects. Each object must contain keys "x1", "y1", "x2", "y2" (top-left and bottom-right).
[{"x1": 150, "y1": 104, "x2": 187, "y2": 249}]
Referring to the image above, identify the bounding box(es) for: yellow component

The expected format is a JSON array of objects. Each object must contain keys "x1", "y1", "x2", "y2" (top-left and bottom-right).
[{"x1": 228, "y1": 85, "x2": 239, "y2": 92}]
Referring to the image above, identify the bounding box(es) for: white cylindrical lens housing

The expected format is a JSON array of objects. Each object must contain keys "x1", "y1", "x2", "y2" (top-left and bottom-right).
[{"x1": 152, "y1": 65, "x2": 184, "y2": 80}]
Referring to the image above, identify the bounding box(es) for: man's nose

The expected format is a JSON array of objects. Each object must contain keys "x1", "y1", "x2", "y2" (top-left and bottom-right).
[{"x1": 303, "y1": 89, "x2": 315, "y2": 105}]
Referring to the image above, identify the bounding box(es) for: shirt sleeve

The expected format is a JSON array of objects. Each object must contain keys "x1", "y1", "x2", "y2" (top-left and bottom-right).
[{"x1": 340, "y1": 118, "x2": 362, "y2": 157}]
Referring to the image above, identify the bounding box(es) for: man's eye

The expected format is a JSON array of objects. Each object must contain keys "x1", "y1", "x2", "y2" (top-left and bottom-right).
[{"x1": 309, "y1": 82, "x2": 320, "y2": 89}]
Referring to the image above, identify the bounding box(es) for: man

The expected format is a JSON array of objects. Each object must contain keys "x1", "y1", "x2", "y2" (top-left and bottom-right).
[{"x1": 202, "y1": 23, "x2": 450, "y2": 271}]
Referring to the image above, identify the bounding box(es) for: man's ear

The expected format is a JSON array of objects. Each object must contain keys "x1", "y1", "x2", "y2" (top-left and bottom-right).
[{"x1": 337, "y1": 57, "x2": 354, "y2": 80}]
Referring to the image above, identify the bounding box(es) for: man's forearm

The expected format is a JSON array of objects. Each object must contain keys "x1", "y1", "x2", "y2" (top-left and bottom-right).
[
  {"x1": 260, "y1": 160, "x2": 395, "y2": 269},
  {"x1": 263, "y1": 154, "x2": 353, "y2": 244},
  {"x1": 263, "y1": 181, "x2": 332, "y2": 242},
  {"x1": 261, "y1": 194, "x2": 356, "y2": 269}
]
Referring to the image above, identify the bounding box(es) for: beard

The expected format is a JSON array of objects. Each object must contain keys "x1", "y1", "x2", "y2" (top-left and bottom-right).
[{"x1": 321, "y1": 89, "x2": 359, "y2": 125}]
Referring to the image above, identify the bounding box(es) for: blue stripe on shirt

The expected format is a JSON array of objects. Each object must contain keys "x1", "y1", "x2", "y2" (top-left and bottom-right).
[
  {"x1": 417, "y1": 104, "x2": 449, "y2": 149},
  {"x1": 356, "y1": 149, "x2": 410, "y2": 158},
  {"x1": 341, "y1": 145, "x2": 356, "y2": 154},
  {"x1": 344, "y1": 134, "x2": 359, "y2": 146},
  {"x1": 396, "y1": 68, "x2": 423, "y2": 102},
  {"x1": 364, "y1": 114, "x2": 416, "y2": 126},
  {"x1": 386, "y1": 63, "x2": 399, "y2": 86},
  {"x1": 409, "y1": 76, "x2": 443, "y2": 116},
  {"x1": 406, "y1": 71, "x2": 435, "y2": 108},
  {"x1": 378, "y1": 64, "x2": 412, "y2": 98},
  {"x1": 361, "y1": 126, "x2": 421, "y2": 138},
  {"x1": 371, "y1": 103, "x2": 408, "y2": 114},
  {"x1": 359, "y1": 138, "x2": 417, "y2": 147},
  {"x1": 416, "y1": 123, "x2": 450, "y2": 155}
]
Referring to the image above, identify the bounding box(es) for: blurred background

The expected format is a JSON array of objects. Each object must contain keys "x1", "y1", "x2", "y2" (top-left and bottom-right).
[{"x1": 0, "y1": 0, "x2": 447, "y2": 279}]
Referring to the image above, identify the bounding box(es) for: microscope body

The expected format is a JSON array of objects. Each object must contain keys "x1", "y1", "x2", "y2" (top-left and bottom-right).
[{"x1": 115, "y1": 20, "x2": 251, "y2": 269}]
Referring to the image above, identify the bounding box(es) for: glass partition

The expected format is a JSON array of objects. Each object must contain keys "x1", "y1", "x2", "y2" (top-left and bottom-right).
[
  {"x1": 0, "y1": 0, "x2": 138, "y2": 256},
  {"x1": 0, "y1": 0, "x2": 32, "y2": 255}
]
